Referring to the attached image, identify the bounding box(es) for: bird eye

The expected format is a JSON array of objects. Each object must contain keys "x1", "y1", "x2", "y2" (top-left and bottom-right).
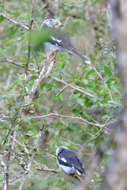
[{"x1": 54, "y1": 23, "x2": 59, "y2": 28}]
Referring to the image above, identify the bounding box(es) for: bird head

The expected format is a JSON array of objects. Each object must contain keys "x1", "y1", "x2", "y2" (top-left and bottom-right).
[
  {"x1": 56, "y1": 146, "x2": 68, "y2": 156},
  {"x1": 42, "y1": 18, "x2": 62, "y2": 28}
]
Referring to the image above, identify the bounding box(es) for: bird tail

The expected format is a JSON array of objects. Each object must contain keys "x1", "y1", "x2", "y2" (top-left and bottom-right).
[
  {"x1": 76, "y1": 168, "x2": 86, "y2": 177},
  {"x1": 71, "y1": 49, "x2": 91, "y2": 64}
]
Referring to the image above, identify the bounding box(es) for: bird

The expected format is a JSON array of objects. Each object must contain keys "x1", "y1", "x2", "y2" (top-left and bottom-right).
[
  {"x1": 40, "y1": 18, "x2": 91, "y2": 64},
  {"x1": 56, "y1": 146, "x2": 86, "y2": 176}
]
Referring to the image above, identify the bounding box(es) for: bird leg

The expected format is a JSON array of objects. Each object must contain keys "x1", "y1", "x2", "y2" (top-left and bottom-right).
[
  {"x1": 70, "y1": 172, "x2": 81, "y2": 181},
  {"x1": 48, "y1": 50, "x2": 58, "y2": 64}
]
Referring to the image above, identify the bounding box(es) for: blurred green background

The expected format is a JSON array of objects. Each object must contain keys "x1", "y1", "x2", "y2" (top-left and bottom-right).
[{"x1": 0, "y1": 0, "x2": 121, "y2": 189}]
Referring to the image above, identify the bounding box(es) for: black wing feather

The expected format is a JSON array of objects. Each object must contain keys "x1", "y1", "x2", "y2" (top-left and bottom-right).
[
  {"x1": 49, "y1": 28, "x2": 89, "y2": 62},
  {"x1": 57, "y1": 149, "x2": 85, "y2": 174}
]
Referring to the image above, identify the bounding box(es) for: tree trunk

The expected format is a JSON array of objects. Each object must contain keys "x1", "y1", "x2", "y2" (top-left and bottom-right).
[{"x1": 100, "y1": 0, "x2": 127, "y2": 189}]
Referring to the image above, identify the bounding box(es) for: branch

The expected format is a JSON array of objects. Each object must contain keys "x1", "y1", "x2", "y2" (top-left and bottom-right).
[
  {"x1": 52, "y1": 77, "x2": 96, "y2": 98},
  {"x1": 30, "y1": 60, "x2": 55, "y2": 101},
  {"x1": 36, "y1": 166, "x2": 81, "y2": 180},
  {"x1": 26, "y1": 0, "x2": 35, "y2": 71},
  {"x1": 0, "y1": 58, "x2": 28, "y2": 70},
  {"x1": 92, "y1": 65, "x2": 114, "y2": 102},
  {"x1": 18, "y1": 154, "x2": 35, "y2": 190},
  {"x1": 31, "y1": 112, "x2": 118, "y2": 128},
  {"x1": 0, "y1": 159, "x2": 9, "y2": 190},
  {"x1": 18, "y1": 127, "x2": 45, "y2": 190},
  {"x1": 37, "y1": 166, "x2": 59, "y2": 173},
  {"x1": 0, "y1": 13, "x2": 29, "y2": 30}
]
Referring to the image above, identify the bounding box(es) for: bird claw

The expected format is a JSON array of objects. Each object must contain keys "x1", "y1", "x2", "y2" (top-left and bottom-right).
[{"x1": 48, "y1": 51, "x2": 58, "y2": 64}]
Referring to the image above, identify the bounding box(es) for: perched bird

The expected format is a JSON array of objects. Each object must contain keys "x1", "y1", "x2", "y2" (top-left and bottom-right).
[
  {"x1": 56, "y1": 146, "x2": 86, "y2": 176},
  {"x1": 34, "y1": 18, "x2": 91, "y2": 63}
]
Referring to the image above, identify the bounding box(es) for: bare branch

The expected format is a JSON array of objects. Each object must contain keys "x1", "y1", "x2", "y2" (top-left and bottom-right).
[
  {"x1": 1, "y1": 159, "x2": 9, "y2": 190},
  {"x1": 30, "y1": 60, "x2": 55, "y2": 101},
  {"x1": 0, "y1": 58, "x2": 30, "y2": 71},
  {"x1": 0, "y1": 13, "x2": 29, "y2": 30},
  {"x1": 37, "y1": 166, "x2": 59, "y2": 173},
  {"x1": 31, "y1": 112, "x2": 118, "y2": 128},
  {"x1": 0, "y1": 132, "x2": 16, "y2": 190},
  {"x1": 18, "y1": 154, "x2": 35, "y2": 190},
  {"x1": 56, "y1": 84, "x2": 68, "y2": 96},
  {"x1": 18, "y1": 127, "x2": 44, "y2": 190},
  {"x1": 52, "y1": 77, "x2": 96, "y2": 98},
  {"x1": 36, "y1": 166, "x2": 81, "y2": 180},
  {"x1": 26, "y1": 0, "x2": 35, "y2": 71}
]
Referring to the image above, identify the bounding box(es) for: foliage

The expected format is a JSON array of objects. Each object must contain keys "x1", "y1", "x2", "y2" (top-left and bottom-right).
[{"x1": 0, "y1": 0, "x2": 121, "y2": 190}]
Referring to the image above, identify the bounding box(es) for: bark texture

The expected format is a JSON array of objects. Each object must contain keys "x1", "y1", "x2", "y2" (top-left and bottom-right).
[{"x1": 100, "y1": 1, "x2": 127, "y2": 189}]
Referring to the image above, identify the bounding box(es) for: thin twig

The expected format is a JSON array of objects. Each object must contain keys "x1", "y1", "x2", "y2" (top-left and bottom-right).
[
  {"x1": 0, "y1": 13, "x2": 29, "y2": 30},
  {"x1": 1, "y1": 159, "x2": 9, "y2": 190},
  {"x1": 1, "y1": 119, "x2": 17, "y2": 147},
  {"x1": 52, "y1": 77, "x2": 96, "y2": 98},
  {"x1": 91, "y1": 64, "x2": 113, "y2": 102},
  {"x1": 18, "y1": 128, "x2": 44, "y2": 190},
  {"x1": 37, "y1": 167, "x2": 59, "y2": 173},
  {"x1": 18, "y1": 154, "x2": 35, "y2": 190},
  {"x1": 14, "y1": 140, "x2": 30, "y2": 155},
  {"x1": 0, "y1": 58, "x2": 31, "y2": 71},
  {"x1": 0, "y1": 131, "x2": 17, "y2": 190},
  {"x1": 26, "y1": 0, "x2": 35, "y2": 71},
  {"x1": 56, "y1": 84, "x2": 68, "y2": 96}
]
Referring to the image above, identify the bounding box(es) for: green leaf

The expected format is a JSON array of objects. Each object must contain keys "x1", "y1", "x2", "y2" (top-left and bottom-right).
[{"x1": 104, "y1": 66, "x2": 112, "y2": 76}]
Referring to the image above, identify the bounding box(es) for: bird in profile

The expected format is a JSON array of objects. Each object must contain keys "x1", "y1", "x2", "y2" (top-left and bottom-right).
[
  {"x1": 56, "y1": 146, "x2": 86, "y2": 176},
  {"x1": 32, "y1": 18, "x2": 91, "y2": 64},
  {"x1": 42, "y1": 18, "x2": 91, "y2": 63}
]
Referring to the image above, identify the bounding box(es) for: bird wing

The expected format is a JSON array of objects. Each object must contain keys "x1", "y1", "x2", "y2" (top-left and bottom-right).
[
  {"x1": 48, "y1": 28, "x2": 75, "y2": 52},
  {"x1": 40, "y1": 26, "x2": 89, "y2": 62},
  {"x1": 58, "y1": 149, "x2": 85, "y2": 175},
  {"x1": 68, "y1": 151, "x2": 85, "y2": 174},
  {"x1": 57, "y1": 153, "x2": 73, "y2": 167},
  {"x1": 49, "y1": 28, "x2": 88, "y2": 62}
]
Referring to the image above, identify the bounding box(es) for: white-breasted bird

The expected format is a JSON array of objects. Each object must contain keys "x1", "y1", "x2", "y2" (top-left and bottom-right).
[{"x1": 56, "y1": 146, "x2": 86, "y2": 176}]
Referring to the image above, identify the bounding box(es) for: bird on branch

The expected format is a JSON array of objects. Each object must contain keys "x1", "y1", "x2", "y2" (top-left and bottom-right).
[
  {"x1": 32, "y1": 18, "x2": 91, "y2": 64},
  {"x1": 56, "y1": 146, "x2": 86, "y2": 177}
]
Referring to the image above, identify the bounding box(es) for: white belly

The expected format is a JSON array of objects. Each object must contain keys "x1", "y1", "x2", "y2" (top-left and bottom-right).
[{"x1": 60, "y1": 165, "x2": 75, "y2": 174}]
